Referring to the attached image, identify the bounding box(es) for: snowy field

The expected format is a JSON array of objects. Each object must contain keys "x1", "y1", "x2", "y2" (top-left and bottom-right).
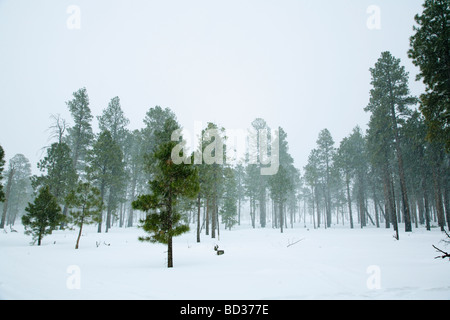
[{"x1": 0, "y1": 223, "x2": 449, "y2": 300}]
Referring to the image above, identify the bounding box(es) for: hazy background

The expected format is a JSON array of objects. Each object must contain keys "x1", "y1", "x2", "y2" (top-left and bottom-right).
[{"x1": 0, "y1": 0, "x2": 425, "y2": 174}]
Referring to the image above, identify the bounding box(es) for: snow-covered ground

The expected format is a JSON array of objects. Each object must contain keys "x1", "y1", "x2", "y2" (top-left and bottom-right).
[{"x1": 1, "y1": 223, "x2": 449, "y2": 300}]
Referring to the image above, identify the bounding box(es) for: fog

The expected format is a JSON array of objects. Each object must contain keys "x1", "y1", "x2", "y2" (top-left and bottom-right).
[{"x1": 0, "y1": 0, "x2": 424, "y2": 172}]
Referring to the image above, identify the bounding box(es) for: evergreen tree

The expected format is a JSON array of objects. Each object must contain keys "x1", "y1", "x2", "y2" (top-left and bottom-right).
[
  {"x1": 408, "y1": 0, "x2": 450, "y2": 152},
  {"x1": 65, "y1": 87, "x2": 94, "y2": 174},
  {"x1": 234, "y1": 163, "x2": 246, "y2": 225},
  {"x1": 268, "y1": 165, "x2": 292, "y2": 233},
  {"x1": 98, "y1": 98, "x2": 130, "y2": 228},
  {"x1": 132, "y1": 119, "x2": 199, "y2": 268},
  {"x1": 66, "y1": 182, "x2": 103, "y2": 249},
  {"x1": 1, "y1": 154, "x2": 32, "y2": 227},
  {"x1": 365, "y1": 51, "x2": 417, "y2": 233},
  {"x1": 142, "y1": 106, "x2": 177, "y2": 157},
  {"x1": 220, "y1": 166, "x2": 238, "y2": 230},
  {"x1": 335, "y1": 132, "x2": 358, "y2": 229},
  {"x1": 334, "y1": 126, "x2": 368, "y2": 228},
  {"x1": 251, "y1": 118, "x2": 269, "y2": 228},
  {"x1": 244, "y1": 160, "x2": 260, "y2": 228},
  {"x1": 316, "y1": 129, "x2": 335, "y2": 228},
  {"x1": 366, "y1": 105, "x2": 399, "y2": 238},
  {"x1": 97, "y1": 96, "x2": 130, "y2": 147},
  {"x1": 124, "y1": 129, "x2": 147, "y2": 227},
  {"x1": 22, "y1": 186, "x2": 64, "y2": 245},
  {"x1": 304, "y1": 149, "x2": 321, "y2": 229},
  {"x1": 347, "y1": 127, "x2": 368, "y2": 228},
  {"x1": 0, "y1": 145, "x2": 5, "y2": 202},
  {"x1": 198, "y1": 122, "x2": 225, "y2": 238},
  {"x1": 33, "y1": 142, "x2": 78, "y2": 206},
  {"x1": 268, "y1": 127, "x2": 295, "y2": 233},
  {"x1": 86, "y1": 130, "x2": 124, "y2": 233},
  {"x1": 401, "y1": 111, "x2": 432, "y2": 230}
]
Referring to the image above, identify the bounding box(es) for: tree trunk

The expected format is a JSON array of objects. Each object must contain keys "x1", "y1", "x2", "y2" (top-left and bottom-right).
[
  {"x1": 387, "y1": 73, "x2": 412, "y2": 232},
  {"x1": 315, "y1": 186, "x2": 321, "y2": 228},
  {"x1": 311, "y1": 186, "x2": 316, "y2": 229},
  {"x1": 372, "y1": 183, "x2": 380, "y2": 228},
  {"x1": 444, "y1": 181, "x2": 450, "y2": 231},
  {"x1": 260, "y1": 188, "x2": 266, "y2": 228},
  {"x1": 106, "y1": 189, "x2": 113, "y2": 233},
  {"x1": 127, "y1": 175, "x2": 137, "y2": 227},
  {"x1": 97, "y1": 181, "x2": 106, "y2": 233},
  {"x1": 167, "y1": 193, "x2": 173, "y2": 268},
  {"x1": 358, "y1": 179, "x2": 365, "y2": 228},
  {"x1": 390, "y1": 176, "x2": 399, "y2": 240},
  {"x1": 197, "y1": 195, "x2": 201, "y2": 243},
  {"x1": 205, "y1": 198, "x2": 209, "y2": 236},
  {"x1": 76, "y1": 220, "x2": 83, "y2": 249},
  {"x1": 382, "y1": 171, "x2": 391, "y2": 229},
  {"x1": 0, "y1": 167, "x2": 15, "y2": 229},
  {"x1": 424, "y1": 191, "x2": 431, "y2": 231},
  {"x1": 211, "y1": 194, "x2": 216, "y2": 239},
  {"x1": 251, "y1": 198, "x2": 256, "y2": 228},
  {"x1": 432, "y1": 164, "x2": 446, "y2": 231},
  {"x1": 38, "y1": 227, "x2": 43, "y2": 246},
  {"x1": 279, "y1": 201, "x2": 284, "y2": 233},
  {"x1": 167, "y1": 234, "x2": 173, "y2": 268},
  {"x1": 238, "y1": 194, "x2": 241, "y2": 226}
]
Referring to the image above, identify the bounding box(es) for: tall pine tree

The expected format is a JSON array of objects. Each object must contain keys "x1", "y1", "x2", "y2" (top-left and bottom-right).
[
  {"x1": 86, "y1": 130, "x2": 124, "y2": 233},
  {"x1": 0, "y1": 145, "x2": 5, "y2": 203},
  {"x1": 365, "y1": 51, "x2": 417, "y2": 233}
]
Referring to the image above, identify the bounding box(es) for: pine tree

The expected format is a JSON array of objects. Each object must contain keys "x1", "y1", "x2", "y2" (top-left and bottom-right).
[
  {"x1": 220, "y1": 166, "x2": 238, "y2": 230},
  {"x1": 198, "y1": 122, "x2": 225, "y2": 238},
  {"x1": 142, "y1": 106, "x2": 177, "y2": 157},
  {"x1": 366, "y1": 51, "x2": 417, "y2": 233},
  {"x1": 33, "y1": 142, "x2": 78, "y2": 206},
  {"x1": 97, "y1": 96, "x2": 130, "y2": 146},
  {"x1": 268, "y1": 127, "x2": 295, "y2": 233},
  {"x1": 86, "y1": 130, "x2": 124, "y2": 233},
  {"x1": 124, "y1": 129, "x2": 147, "y2": 227},
  {"x1": 22, "y1": 186, "x2": 64, "y2": 245},
  {"x1": 335, "y1": 135, "x2": 356, "y2": 229},
  {"x1": 316, "y1": 129, "x2": 335, "y2": 228},
  {"x1": 304, "y1": 149, "x2": 321, "y2": 229},
  {"x1": 66, "y1": 182, "x2": 103, "y2": 249},
  {"x1": 234, "y1": 163, "x2": 246, "y2": 225},
  {"x1": 0, "y1": 145, "x2": 5, "y2": 202},
  {"x1": 1, "y1": 154, "x2": 33, "y2": 227},
  {"x1": 268, "y1": 165, "x2": 292, "y2": 233},
  {"x1": 132, "y1": 119, "x2": 199, "y2": 268},
  {"x1": 408, "y1": 0, "x2": 450, "y2": 152},
  {"x1": 336, "y1": 127, "x2": 370, "y2": 229},
  {"x1": 65, "y1": 87, "x2": 94, "y2": 174},
  {"x1": 251, "y1": 118, "x2": 269, "y2": 228},
  {"x1": 366, "y1": 105, "x2": 399, "y2": 238},
  {"x1": 401, "y1": 111, "x2": 433, "y2": 230},
  {"x1": 244, "y1": 160, "x2": 260, "y2": 228}
]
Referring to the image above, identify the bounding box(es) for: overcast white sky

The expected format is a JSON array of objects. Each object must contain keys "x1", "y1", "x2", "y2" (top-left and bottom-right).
[{"x1": 0, "y1": 0, "x2": 425, "y2": 174}]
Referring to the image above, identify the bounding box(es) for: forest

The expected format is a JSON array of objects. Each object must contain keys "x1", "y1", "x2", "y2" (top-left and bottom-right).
[{"x1": 0, "y1": 0, "x2": 449, "y2": 263}]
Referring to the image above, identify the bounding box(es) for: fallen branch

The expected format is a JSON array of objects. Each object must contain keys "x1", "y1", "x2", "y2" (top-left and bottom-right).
[
  {"x1": 433, "y1": 245, "x2": 450, "y2": 260},
  {"x1": 432, "y1": 230, "x2": 450, "y2": 260},
  {"x1": 287, "y1": 238, "x2": 304, "y2": 248}
]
